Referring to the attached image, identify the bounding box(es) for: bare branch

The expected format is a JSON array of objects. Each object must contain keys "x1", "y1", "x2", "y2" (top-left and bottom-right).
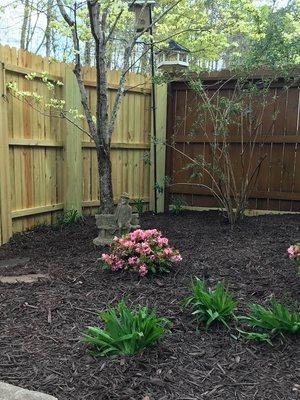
[{"x1": 57, "y1": 0, "x2": 97, "y2": 140}]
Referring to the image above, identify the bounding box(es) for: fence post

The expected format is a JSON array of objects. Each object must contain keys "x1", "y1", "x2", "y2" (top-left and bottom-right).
[
  {"x1": 62, "y1": 64, "x2": 83, "y2": 214},
  {"x1": 150, "y1": 83, "x2": 167, "y2": 213},
  {"x1": 0, "y1": 60, "x2": 12, "y2": 244}
]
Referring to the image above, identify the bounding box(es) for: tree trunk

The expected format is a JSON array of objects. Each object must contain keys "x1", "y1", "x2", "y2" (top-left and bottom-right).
[
  {"x1": 140, "y1": 42, "x2": 150, "y2": 73},
  {"x1": 20, "y1": 0, "x2": 30, "y2": 49},
  {"x1": 97, "y1": 146, "x2": 114, "y2": 214},
  {"x1": 84, "y1": 19, "x2": 92, "y2": 65},
  {"x1": 94, "y1": 13, "x2": 115, "y2": 213},
  {"x1": 84, "y1": 40, "x2": 92, "y2": 65},
  {"x1": 45, "y1": 0, "x2": 53, "y2": 57}
]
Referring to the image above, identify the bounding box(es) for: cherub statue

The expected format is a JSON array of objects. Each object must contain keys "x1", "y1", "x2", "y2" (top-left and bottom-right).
[{"x1": 114, "y1": 192, "x2": 132, "y2": 235}]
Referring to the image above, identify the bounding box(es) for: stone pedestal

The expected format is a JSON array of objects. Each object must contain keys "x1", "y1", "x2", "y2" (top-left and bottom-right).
[{"x1": 93, "y1": 213, "x2": 140, "y2": 246}]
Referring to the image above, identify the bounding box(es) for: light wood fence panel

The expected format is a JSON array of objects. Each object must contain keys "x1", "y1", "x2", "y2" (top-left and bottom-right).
[{"x1": 0, "y1": 45, "x2": 152, "y2": 245}]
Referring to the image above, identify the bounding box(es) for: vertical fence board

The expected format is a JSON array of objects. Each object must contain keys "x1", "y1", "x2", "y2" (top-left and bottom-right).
[
  {"x1": 62, "y1": 64, "x2": 83, "y2": 213},
  {"x1": 0, "y1": 58, "x2": 12, "y2": 243}
]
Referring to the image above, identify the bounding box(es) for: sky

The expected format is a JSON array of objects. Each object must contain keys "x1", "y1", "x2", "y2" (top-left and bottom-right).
[{"x1": 0, "y1": 0, "x2": 292, "y2": 53}]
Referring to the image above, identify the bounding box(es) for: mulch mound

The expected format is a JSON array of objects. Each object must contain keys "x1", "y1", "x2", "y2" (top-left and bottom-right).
[{"x1": 0, "y1": 211, "x2": 299, "y2": 400}]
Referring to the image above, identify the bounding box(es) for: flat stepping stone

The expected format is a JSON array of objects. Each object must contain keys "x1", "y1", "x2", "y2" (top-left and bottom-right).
[
  {"x1": 0, "y1": 258, "x2": 30, "y2": 269},
  {"x1": 0, "y1": 381, "x2": 57, "y2": 400},
  {"x1": 0, "y1": 273, "x2": 50, "y2": 284}
]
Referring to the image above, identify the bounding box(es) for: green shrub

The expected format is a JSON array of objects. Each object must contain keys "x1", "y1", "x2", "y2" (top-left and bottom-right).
[
  {"x1": 240, "y1": 299, "x2": 300, "y2": 335},
  {"x1": 82, "y1": 300, "x2": 171, "y2": 357},
  {"x1": 184, "y1": 278, "x2": 237, "y2": 328},
  {"x1": 132, "y1": 198, "x2": 145, "y2": 216},
  {"x1": 57, "y1": 209, "x2": 83, "y2": 226},
  {"x1": 170, "y1": 196, "x2": 186, "y2": 215}
]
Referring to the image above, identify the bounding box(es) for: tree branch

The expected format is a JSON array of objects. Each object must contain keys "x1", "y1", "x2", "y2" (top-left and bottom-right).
[{"x1": 57, "y1": 0, "x2": 97, "y2": 140}]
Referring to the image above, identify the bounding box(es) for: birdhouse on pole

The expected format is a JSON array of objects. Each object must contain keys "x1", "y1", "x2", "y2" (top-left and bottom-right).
[
  {"x1": 128, "y1": 0, "x2": 156, "y2": 32},
  {"x1": 157, "y1": 40, "x2": 190, "y2": 71}
]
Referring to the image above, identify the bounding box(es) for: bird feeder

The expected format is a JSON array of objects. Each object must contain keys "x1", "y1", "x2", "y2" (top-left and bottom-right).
[
  {"x1": 128, "y1": 0, "x2": 156, "y2": 32},
  {"x1": 157, "y1": 40, "x2": 190, "y2": 71}
]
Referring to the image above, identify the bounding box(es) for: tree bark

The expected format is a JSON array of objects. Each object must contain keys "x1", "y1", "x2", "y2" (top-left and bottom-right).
[
  {"x1": 20, "y1": 0, "x2": 30, "y2": 49},
  {"x1": 84, "y1": 40, "x2": 92, "y2": 65},
  {"x1": 97, "y1": 146, "x2": 114, "y2": 214},
  {"x1": 45, "y1": 0, "x2": 53, "y2": 57},
  {"x1": 88, "y1": 0, "x2": 114, "y2": 213}
]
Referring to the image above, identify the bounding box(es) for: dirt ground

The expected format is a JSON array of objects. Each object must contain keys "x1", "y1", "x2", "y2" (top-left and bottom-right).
[{"x1": 0, "y1": 211, "x2": 299, "y2": 400}]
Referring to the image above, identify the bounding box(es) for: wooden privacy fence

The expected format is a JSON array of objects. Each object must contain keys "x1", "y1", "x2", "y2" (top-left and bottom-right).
[
  {"x1": 0, "y1": 45, "x2": 152, "y2": 245},
  {"x1": 165, "y1": 72, "x2": 300, "y2": 212}
]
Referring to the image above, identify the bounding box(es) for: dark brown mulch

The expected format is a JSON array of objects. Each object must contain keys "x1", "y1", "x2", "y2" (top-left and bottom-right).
[{"x1": 0, "y1": 211, "x2": 299, "y2": 400}]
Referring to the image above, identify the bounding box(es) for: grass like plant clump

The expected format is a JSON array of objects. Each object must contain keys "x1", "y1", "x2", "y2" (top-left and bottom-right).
[
  {"x1": 240, "y1": 299, "x2": 300, "y2": 335},
  {"x1": 184, "y1": 278, "x2": 237, "y2": 328},
  {"x1": 132, "y1": 198, "x2": 145, "y2": 216},
  {"x1": 170, "y1": 196, "x2": 187, "y2": 215},
  {"x1": 83, "y1": 300, "x2": 171, "y2": 357},
  {"x1": 57, "y1": 209, "x2": 83, "y2": 226}
]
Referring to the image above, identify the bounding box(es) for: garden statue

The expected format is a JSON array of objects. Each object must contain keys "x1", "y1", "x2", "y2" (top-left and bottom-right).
[
  {"x1": 114, "y1": 193, "x2": 133, "y2": 235},
  {"x1": 93, "y1": 193, "x2": 140, "y2": 246}
]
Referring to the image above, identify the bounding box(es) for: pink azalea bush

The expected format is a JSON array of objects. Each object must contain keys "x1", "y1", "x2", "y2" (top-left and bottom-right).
[
  {"x1": 288, "y1": 243, "x2": 300, "y2": 273},
  {"x1": 101, "y1": 229, "x2": 182, "y2": 276}
]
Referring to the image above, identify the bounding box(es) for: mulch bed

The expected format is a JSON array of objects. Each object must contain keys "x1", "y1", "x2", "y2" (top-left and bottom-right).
[{"x1": 0, "y1": 211, "x2": 299, "y2": 400}]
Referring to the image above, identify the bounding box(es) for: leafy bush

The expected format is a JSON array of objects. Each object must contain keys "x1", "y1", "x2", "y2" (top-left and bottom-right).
[
  {"x1": 240, "y1": 299, "x2": 300, "y2": 335},
  {"x1": 170, "y1": 196, "x2": 186, "y2": 215},
  {"x1": 57, "y1": 209, "x2": 83, "y2": 226},
  {"x1": 288, "y1": 244, "x2": 300, "y2": 273},
  {"x1": 101, "y1": 229, "x2": 182, "y2": 276},
  {"x1": 132, "y1": 198, "x2": 145, "y2": 216},
  {"x1": 82, "y1": 300, "x2": 171, "y2": 357},
  {"x1": 184, "y1": 279, "x2": 237, "y2": 328}
]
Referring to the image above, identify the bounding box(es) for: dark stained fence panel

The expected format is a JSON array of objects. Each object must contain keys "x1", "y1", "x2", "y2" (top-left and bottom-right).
[{"x1": 165, "y1": 75, "x2": 300, "y2": 212}]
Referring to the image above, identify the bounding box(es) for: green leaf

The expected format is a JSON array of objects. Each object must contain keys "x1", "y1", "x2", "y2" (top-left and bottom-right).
[
  {"x1": 82, "y1": 299, "x2": 169, "y2": 357},
  {"x1": 184, "y1": 279, "x2": 236, "y2": 329}
]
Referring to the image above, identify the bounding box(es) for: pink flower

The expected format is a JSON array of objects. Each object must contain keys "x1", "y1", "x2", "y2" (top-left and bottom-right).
[
  {"x1": 141, "y1": 242, "x2": 152, "y2": 255},
  {"x1": 101, "y1": 253, "x2": 110, "y2": 262},
  {"x1": 288, "y1": 245, "x2": 300, "y2": 259},
  {"x1": 128, "y1": 256, "x2": 140, "y2": 266},
  {"x1": 144, "y1": 229, "x2": 160, "y2": 238},
  {"x1": 110, "y1": 258, "x2": 125, "y2": 271},
  {"x1": 139, "y1": 264, "x2": 148, "y2": 276},
  {"x1": 163, "y1": 247, "x2": 173, "y2": 256},
  {"x1": 157, "y1": 236, "x2": 169, "y2": 246},
  {"x1": 115, "y1": 259, "x2": 125, "y2": 269},
  {"x1": 171, "y1": 254, "x2": 182, "y2": 262},
  {"x1": 129, "y1": 229, "x2": 146, "y2": 242},
  {"x1": 101, "y1": 253, "x2": 115, "y2": 265},
  {"x1": 119, "y1": 239, "x2": 134, "y2": 248},
  {"x1": 135, "y1": 244, "x2": 143, "y2": 254}
]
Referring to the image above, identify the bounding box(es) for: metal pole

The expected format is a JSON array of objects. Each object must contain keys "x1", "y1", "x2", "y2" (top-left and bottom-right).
[{"x1": 149, "y1": 5, "x2": 158, "y2": 214}]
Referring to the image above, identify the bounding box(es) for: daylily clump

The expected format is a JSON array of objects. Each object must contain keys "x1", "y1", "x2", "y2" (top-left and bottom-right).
[
  {"x1": 288, "y1": 244, "x2": 300, "y2": 273},
  {"x1": 101, "y1": 229, "x2": 182, "y2": 276}
]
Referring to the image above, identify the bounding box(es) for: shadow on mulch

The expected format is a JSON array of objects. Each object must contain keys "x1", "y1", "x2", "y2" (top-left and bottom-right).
[{"x1": 0, "y1": 211, "x2": 299, "y2": 400}]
